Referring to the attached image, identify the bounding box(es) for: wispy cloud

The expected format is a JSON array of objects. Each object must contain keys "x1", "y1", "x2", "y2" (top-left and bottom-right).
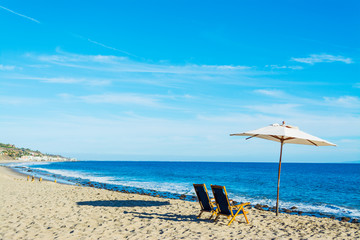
[
  {"x1": 79, "y1": 93, "x2": 161, "y2": 107},
  {"x1": 29, "y1": 51, "x2": 254, "y2": 76},
  {"x1": 59, "y1": 93, "x2": 165, "y2": 108},
  {"x1": 0, "y1": 96, "x2": 44, "y2": 105},
  {"x1": 254, "y1": 89, "x2": 285, "y2": 98},
  {"x1": 323, "y1": 96, "x2": 360, "y2": 109},
  {"x1": 87, "y1": 38, "x2": 138, "y2": 57},
  {"x1": 0, "y1": 64, "x2": 16, "y2": 70},
  {"x1": 0, "y1": 5, "x2": 40, "y2": 24},
  {"x1": 201, "y1": 65, "x2": 251, "y2": 70},
  {"x1": 34, "y1": 50, "x2": 128, "y2": 63},
  {"x1": 245, "y1": 103, "x2": 302, "y2": 116},
  {"x1": 291, "y1": 54, "x2": 353, "y2": 64},
  {"x1": 59, "y1": 93, "x2": 197, "y2": 109},
  {"x1": 11, "y1": 51, "x2": 260, "y2": 89},
  {"x1": 265, "y1": 65, "x2": 303, "y2": 70},
  {"x1": 18, "y1": 76, "x2": 110, "y2": 86},
  {"x1": 254, "y1": 90, "x2": 360, "y2": 111},
  {"x1": 5, "y1": 51, "x2": 346, "y2": 91}
]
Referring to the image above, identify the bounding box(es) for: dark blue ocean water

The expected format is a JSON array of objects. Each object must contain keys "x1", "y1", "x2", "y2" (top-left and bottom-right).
[{"x1": 5, "y1": 161, "x2": 360, "y2": 218}]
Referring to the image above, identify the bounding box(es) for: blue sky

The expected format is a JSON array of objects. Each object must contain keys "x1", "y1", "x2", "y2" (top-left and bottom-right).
[{"x1": 0, "y1": 0, "x2": 359, "y2": 162}]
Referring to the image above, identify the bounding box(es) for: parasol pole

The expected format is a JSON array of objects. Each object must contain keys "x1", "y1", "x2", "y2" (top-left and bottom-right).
[{"x1": 275, "y1": 139, "x2": 284, "y2": 216}]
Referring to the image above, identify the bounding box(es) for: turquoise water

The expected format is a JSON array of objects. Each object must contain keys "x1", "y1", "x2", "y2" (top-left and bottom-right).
[{"x1": 5, "y1": 161, "x2": 360, "y2": 219}]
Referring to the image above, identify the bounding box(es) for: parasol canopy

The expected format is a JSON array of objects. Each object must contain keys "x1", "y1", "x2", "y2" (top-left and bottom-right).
[{"x1": 230, "y1": 121, "x2": 336, "y2": 216}]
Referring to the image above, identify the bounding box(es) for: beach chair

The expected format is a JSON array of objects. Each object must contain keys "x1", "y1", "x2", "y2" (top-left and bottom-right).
[
  {"x1": 193, "y1": 184, "x2": 217, "y2": 220},
  {"x1": 211, "y1": 185, "x2": 250, "y2": 226}
]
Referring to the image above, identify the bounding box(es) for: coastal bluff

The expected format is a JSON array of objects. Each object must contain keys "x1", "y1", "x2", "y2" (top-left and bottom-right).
[{"x1": 0, "y1": 143, "x2": 77, "y2": 162}]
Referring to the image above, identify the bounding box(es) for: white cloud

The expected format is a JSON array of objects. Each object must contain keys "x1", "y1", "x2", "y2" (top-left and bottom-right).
[
  {"x1": 266, "y1": 65, "x2": 303, "y2": 70},
  {"x1": 35, "y1": 51, "x2": 127, "y2": 64},
  {"x1": 8, "y1": 52, "x2": 255, "y2": 88},
  {"x1": 9, "y1": 51, "x2": 270, "y2": 89},
  {"x1": 251, "y1": 92, "x2": 360, "y2": 112},
  {"x1": 57, "y1": 92, "x2": 197, "y2": 110},
  {"x1": 246, "y1": 103, "x2": 302, "y2": 116},
  {"x1": 78, "y1": 93, "x2": 163, "y2": 107},
  {"x1": 323, "y1": 96, "x2": 360, "y2": 108},
  {"x1": 0, "y1": 64, "x2": 16, "y2": 70},
  {"x1": 0, "y1": 5, "x2": 40, "y2": 24},
  {"x1": 183, "y1": 94, "x2": 195, "y2": 99},
  {"x1": 57, "y1": 93, "x2": 73, "y2": 100},
  {"x1": 291, "y1": 54, "x2": 353, "y2": 64},
  {"x1": 30, "y1": 52, "x2": 253, "y2": 75},
  {"x1": 288, "y1": 66, "x2": 304, "y2": 70},
  {"x1": 254, "y1": 89, "x2": 285, "y2": 98},
  {"x1": 22, "y1": 76, "x2": 110, "y2": 86},
  {"x1": 37, "y1": 77, "x2": 84, "y2": 84},
  {"x1": 0, "y1": 96, "x2": 44, "y2": 105},
  {"x1": 201, "y1": 65, "x2": 251, "y2": 70},
  {"x1": 87, "y1": 38, "x2": 137, "y2": 57}
]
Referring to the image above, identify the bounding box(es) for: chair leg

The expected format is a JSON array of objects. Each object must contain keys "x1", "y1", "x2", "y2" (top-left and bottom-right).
[
  {"x1": 197, "y1": 211, "x2": 203, "y2": 219},
  {"x1": 228, "y1": 207, "x2": 244, "y2": 226},
  {"x1": 227, "y1": 215, "x2": 236, "y2": 226},
  {"x1": 243, "y1": 211, "x2": 249, "y2": 224},
  {"x1": 209, "y1": 211, "x2": 215, "y2": 220},
  {"x1": 214, "y1": 215, "x2": 220, "y2": 222}
]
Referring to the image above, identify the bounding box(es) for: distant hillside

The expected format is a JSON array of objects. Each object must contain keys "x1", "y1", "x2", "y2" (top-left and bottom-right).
[{"x1": 0, "y1": 143, "x2": 76, "y2": 162}]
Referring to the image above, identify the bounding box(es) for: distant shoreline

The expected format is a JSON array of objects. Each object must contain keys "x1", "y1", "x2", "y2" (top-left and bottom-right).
[{"x1": 0, "y1": 142, "x2": 77, "y2": 162}]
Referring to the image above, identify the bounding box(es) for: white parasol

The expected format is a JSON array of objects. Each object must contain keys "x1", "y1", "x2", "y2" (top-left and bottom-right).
[{"x1": 230, "y1": 121, "x2": 336, "y2": 216}]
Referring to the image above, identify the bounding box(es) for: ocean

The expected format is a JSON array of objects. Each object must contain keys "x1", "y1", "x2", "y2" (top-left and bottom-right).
[{"x1": 4, "y1": 161, "x2": 360, "y2": 219}]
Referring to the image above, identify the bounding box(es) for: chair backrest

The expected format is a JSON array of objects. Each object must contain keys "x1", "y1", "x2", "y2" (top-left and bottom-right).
[
  {"x1": 211, "y1": 185, "x2": 231, "y2": 215},
  {"x1": 193, "y1": 184, "x2": 212, "y2": 211}
]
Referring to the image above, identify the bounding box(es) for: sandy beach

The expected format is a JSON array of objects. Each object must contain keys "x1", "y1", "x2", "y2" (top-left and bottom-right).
[{"x1": 0, "y1": 165, "x2": 359, "y2": 239}]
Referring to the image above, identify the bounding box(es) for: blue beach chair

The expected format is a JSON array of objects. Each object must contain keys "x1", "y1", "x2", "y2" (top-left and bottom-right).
[
  {"x1": 211, "y1": 185, "x2": 250, "y2": 226},
  {"x1": 193, "y1": 184, "x2": 217, "y2": 220}
]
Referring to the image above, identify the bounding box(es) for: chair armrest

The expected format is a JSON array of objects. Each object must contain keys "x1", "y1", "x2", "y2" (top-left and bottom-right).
[
  {"x1": 233, "y1": 202, "x2": 251, "y2": 208},
  {"x1": 210, "y1": 198, "x2": 216, "y2": 207}
]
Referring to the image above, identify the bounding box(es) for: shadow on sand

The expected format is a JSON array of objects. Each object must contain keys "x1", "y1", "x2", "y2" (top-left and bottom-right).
[
  {"x1": 77, "y1": 200, "x2": 171, "y2": 207},
  {"x1": 77, "y1": 200, "x2": 209, "y2": 223},
  {"x1": 124, "y1": 211, "x2": 205, "y2": 222}
]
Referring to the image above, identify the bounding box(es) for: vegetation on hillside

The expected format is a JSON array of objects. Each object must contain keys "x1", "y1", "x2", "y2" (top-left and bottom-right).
[{"x1": 0, "y1": 143, "x2": 66, "y2": 160}]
